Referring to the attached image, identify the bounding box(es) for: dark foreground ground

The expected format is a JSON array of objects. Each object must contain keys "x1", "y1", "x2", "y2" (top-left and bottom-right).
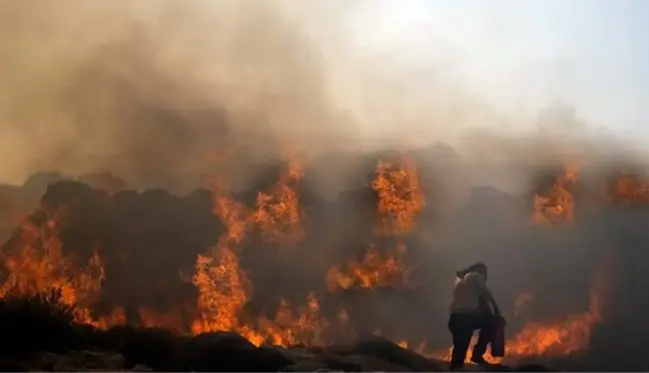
[
  {"x1": 2, "y1": 335, "x2": 558, "y2": 372},
  {"x1": 0, "y1": 291, "x2": 557, "y2": 372}
]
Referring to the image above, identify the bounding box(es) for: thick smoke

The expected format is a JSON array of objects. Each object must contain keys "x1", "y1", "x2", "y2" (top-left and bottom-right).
[
  {"x1": 0, "y1": 1, "x2": 362, "y2": 192},
  {"x1": 2, "y1": 0, "x2": 613, "y2": 193},
  {"x1": 2, "y1": 1, "x2": 649, "y2": 371}
]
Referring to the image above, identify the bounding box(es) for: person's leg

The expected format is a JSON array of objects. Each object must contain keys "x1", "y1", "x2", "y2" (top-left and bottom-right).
[
  {"x1": 471, "y1": 314, "x2": 496, "y2": 363},
  {"x1": 448, "y1": 314, "x2": 473, "y2": 370}
]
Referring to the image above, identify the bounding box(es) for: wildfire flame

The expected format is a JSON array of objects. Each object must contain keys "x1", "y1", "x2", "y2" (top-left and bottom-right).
[
  {"x1": 191, "y1": 156, "x2": 328, "y2": 347},
  {"x1": 433, "y1": 176, "x2": 611, "y2": 364},
  {"x1": 433, "y1": 267, "x2": 605, "y2": 364},
  {"x1": 254, "y1": 156, "x2": 305, "y2": 246},
  {"x1": 607, "y1": 173, "x2": 649, "y2": 205},
  {"x1": 495, "y1": 254, "x2": 607, "y2": 361},
  {"x1": 372, "y1": 156, "x2": 426, "y2": 236},
  {"x1": 0, "y1": 156, "x2": 620, "y2": 365},
  {"x1": 533, "y1": 164, "x2": 579, "y2": 226},
  {"x1": 325, "y1": 156, "x2": 423, "y2": 293},
  {"x1": 325, "y1": 243, "x2": 410, "y2": 292},
  {"x1": 0, "y1": 207, "x2": 125, "y2": 329}
]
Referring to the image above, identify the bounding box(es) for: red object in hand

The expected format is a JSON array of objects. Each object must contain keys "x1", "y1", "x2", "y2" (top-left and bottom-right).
[{"x1": 490, "y1": 316, "x2": 507, "y2": 358}]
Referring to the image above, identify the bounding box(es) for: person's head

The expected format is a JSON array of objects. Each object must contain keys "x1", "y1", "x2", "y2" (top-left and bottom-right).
[{"x1": 456, "y1": 262, "x2": 488, "y2": 280}]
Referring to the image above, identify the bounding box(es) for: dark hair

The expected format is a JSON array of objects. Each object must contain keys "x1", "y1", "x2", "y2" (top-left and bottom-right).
[{"x1": 456, "y1": 262, "x2": 488, "y2": 279}]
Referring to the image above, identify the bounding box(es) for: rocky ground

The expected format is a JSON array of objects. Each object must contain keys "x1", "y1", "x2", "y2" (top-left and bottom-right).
[{"x1": 0, "y1": 331, "x2": 554, "y2": 372}]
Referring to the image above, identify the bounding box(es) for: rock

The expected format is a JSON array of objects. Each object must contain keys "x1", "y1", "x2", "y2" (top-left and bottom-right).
[
  {"x1": 49, "y1": 365, "x2": 153, "y2": 373},
  {"x1": 50, "y1": 350, "x2": 125, "y2": 371},
  {"x1": 185, "y1": 332, "x2": 294, "y2": 372},
  {"x1": 57, "y1": 368, "x2": 142, "y2": 373},
  {"x1": 271, "y1": 346, "x2": 316, "y2": 362},
  {"x1": 0, "y1": 359, "x2": 29, "y2": 372},
  {"x1": 440, "y1": 362, "x2": 556, "y2": 372},
  {"x1": 324, "y1": 354, "x2": 409, "y2": 372},
  {"x1": 280, "y1": 360, "x2": 330, "y2": 372},
  {"x1": 329, "y1": 335, "x2": 444, "y2": 372},
  {"x1": 109, "y1": 327, "x2": 186, "y2": 371},
  {"x1": 489, "y1": 363, "x2": 518, "y2": 372},
  {"x1": 31, "y1": 352, "x2": 61, "y2": 370},
  {"x1": 131, "y1": 364, "x2": 153, "y2": 372},
  {"x1": 185, "y1": 331, "x2": 256, "y2": 355},
  {"x1": 84, "y1": 350, "x2": 126, "y2": 369},
  {"x1": 255, "y1": 346, "x2": 299, "y2": 370},
  {"x1": 514, "y1": 363, "x2": 556, "y2": 372},
  {"x1": 315, "y1": 356, "x2": 362, "y2": 372},
  {"x1": 51, "y1": 362, "x2": 77, "y2": 372}
]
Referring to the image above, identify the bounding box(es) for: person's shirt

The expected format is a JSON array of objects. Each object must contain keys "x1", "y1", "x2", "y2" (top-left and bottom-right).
[{"x1": 449, "y1": 271, "x2": 490, "y2": 314}]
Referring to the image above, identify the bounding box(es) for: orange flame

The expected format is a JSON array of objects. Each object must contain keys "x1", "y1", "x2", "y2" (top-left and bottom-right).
[
  {"x1": 434, "y1": 247, "x2": 609, "y2": 364},
  {"x1": 254, "y1": 156, "x2": 305, "y2": 246},
  {"x1": 608, "y1": 173, "x2": 649, "y2": 205},
  {"x1": 372, "y1": 156, "x2": 425, "y2": 236},
  {"x1": 533, "y1": 164, "x2": 579, "y2": 226},
  {"x1": 325, "y1": 243, "x2": 410, "y2": 292},
  {"x1": 0, "y1": 207, "x2": 124, "y2": 329},
  {"x1": 192, "y1": 157, "x2": 325, "y2": 346},
  {"x1": 325, "y1": 156, "x2": 421, "y2": 294},
  {"x1": 0, "y1": 154, "x2": 618, "y2": 364}
]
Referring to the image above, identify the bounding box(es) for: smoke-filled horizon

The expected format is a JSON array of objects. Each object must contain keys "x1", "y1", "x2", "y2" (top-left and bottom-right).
[{"x1": 2, "y1": 0, "x2": 647, "y2": 193}]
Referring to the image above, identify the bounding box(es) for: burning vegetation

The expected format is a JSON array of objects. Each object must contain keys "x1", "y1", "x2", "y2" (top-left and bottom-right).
[
  {"x1": 0, "y1": 149, "x2": 645, "y2": 370},
  {"x1": 606, "y1": 172, "x2": 649, "y2": 206},
  {"x1": 532, "y1": 164, "x2": 580, "y2": 226}
]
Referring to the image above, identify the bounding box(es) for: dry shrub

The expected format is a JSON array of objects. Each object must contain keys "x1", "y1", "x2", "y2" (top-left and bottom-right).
[{"x1": 0, "y1": 288, "x2": 85, "y2": 357}]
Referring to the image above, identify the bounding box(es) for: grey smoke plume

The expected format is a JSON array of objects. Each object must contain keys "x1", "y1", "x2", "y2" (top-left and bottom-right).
[
  {"x1": 3, "y1": 1, "x2": 648, "y2": 261},
  {"x1": 3, "y1": 0, "x2": 596, "y2": 195},
  {"x1": 0, "y1": 1, "x2": 362, "y2": 192}
]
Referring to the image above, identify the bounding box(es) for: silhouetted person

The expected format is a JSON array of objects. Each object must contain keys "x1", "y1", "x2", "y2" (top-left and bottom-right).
[{"x1": 447, "y1": 262, "x2": 502, "y2": 371}]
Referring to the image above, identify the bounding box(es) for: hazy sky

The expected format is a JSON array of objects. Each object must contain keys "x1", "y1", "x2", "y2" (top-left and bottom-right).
[
  {"x1": 2, "y1": 0, "x2": 648, "y2": 185},
  {"x1": 349, "y1": 0, "x2": 649, "y2": 135}
]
